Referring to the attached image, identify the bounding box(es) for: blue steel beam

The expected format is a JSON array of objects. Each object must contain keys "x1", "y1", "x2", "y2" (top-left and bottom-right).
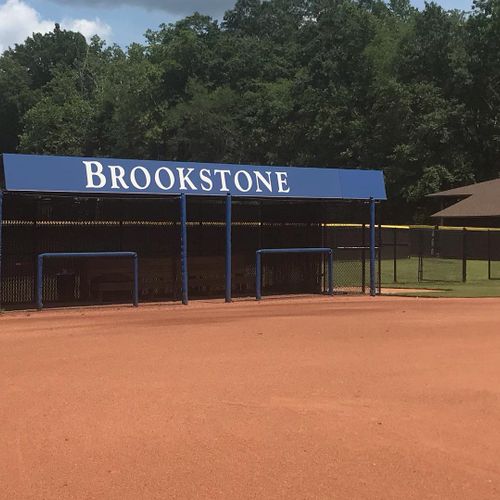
[
  {"x1": 256, "y1": 251, "x2": 262, "y2": 301},
  {"x1": 180, "y1": 193, "x2": 188, "y2": 305},
  {"x1": 369, "y1": 197, "x2": 376, "y2": 297},
  {"x1": 257, "y1": 248, "x2": 334, "y2": 254},
  {"x1": 327, "y1": 251, "x2": 333, "y2": 297},
  {"x1": 225, "y1": 194, "x2": 232, "y2": 303},
  {"x1": 256, "y1": 248, "x2": 334, "y2": 300},
  {"x1": 36, "y1": 251, "x2": 139, "y2": 310}
]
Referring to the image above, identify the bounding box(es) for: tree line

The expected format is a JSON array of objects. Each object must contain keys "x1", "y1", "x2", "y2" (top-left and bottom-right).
[{"x1": 1, "y1": 0, "x2": 499, "y2": 221}]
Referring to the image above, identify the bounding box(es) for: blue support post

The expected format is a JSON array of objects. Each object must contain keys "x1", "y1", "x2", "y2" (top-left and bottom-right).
[
  {"x1": 328, "y1": 250, "x2": 334, "y2": 296},
  {"x1": 36, "y1": 251, "x2": 139, "y2": 310},
  {"x1": 0, "y1": 191, "x2": 3, "y2": 310},
  {"x1": 256, "y1": 251, "x2": 262, "y2": 301},
  {"x1": 180, "y1": 193, "x2": 189, "y2": 305},
  {"x1": 133, "y1": 254, "x2": 139, "y2": 307},
  {"x1": 37, "y1": 254, "x2": 43, "y2": 310},
  {"x1": 225, "y1": 193, "x2": 232, "y2": 303},
  {"x1": 369, "y1": 197, "x2": 376, "y2": 297}
]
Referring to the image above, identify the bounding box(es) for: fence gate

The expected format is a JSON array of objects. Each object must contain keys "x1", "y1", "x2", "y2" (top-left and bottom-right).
[{"x1": 413, "y1": 228, "x2": 466, "y2": 283}]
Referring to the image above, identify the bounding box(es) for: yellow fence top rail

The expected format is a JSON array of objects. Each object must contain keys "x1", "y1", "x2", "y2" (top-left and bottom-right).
[{"x1": 325, "y1": 223, "x2": 500, "y2": 232}]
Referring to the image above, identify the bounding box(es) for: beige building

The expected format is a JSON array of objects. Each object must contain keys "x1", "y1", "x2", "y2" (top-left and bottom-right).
[{"x1": 429, "y1": 178, "x2": 500, "y2": 227}]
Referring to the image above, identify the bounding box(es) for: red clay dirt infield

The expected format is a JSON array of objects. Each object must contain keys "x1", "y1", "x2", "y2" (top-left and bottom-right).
[{"x1": 1, "y1": 296, "x2": 500, "y2": 499}]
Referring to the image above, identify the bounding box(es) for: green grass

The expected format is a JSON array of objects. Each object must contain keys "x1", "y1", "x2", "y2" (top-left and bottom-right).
[{"x1": 380, "y1": 257, "x2": 500, "y2": 298}]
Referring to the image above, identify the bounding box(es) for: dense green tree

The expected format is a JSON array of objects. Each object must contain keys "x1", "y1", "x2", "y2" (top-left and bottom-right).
[
  {"x1": 2, "y1": 0, "x2": 500, "y2": 222},
  {"x1": 464, "y1": 0, "x2": 500, "y2": 180},
  {"x1": 7, "y1": 24, "x2": 88, "y2": 89},
  {"x1": 89, "y1": 43, "x2": 162, "y2": 158},
  {"x1": 0, "y1": 25, "x2": 90, "y2": 154},
  {"x1": 19, "y1": 69, "x2": 95, "y2": 155},
  {"x1": 0, "y1": 55, "x2": 35, "y2": 153}
]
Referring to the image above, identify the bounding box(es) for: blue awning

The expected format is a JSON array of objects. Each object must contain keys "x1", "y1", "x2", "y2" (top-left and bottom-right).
[{"x1": 1, "y1": 154, "x2": 386, "y2": 200}]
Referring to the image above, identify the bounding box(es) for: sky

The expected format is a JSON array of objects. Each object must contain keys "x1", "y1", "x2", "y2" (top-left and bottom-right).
[{"x1": 0, "y1": 0, "x2": 475, "y2": 53}]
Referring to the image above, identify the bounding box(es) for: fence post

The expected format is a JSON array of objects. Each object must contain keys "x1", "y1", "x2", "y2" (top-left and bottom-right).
[
  {"x1": 225, "y1": 194, "x2": 232, "y2": 303},
  {"x1": 258, "y1": 201, "x2": 263, "y2": 249},
  {"x1": 256, "y1": 251, "x2": 262, "y2": 300},
  {"x1": 418, "y1": 229, "x2": 423, "y2": 282},
  {"x1": 321, "y1": 221, "x2": 326, "y2": 292},
  {"x1": 37, "y1": 254, "x2": 43, "y2": 310},
  {"x1": 361, "y1": 223, "x2": 366, "y2": 294},
  {"x1": 133, "y1": 253, "x2": 139, "y2": 307},
  {"x1": 462, "y1": 227, "x2": 467, "y2": 283},
  {"x1": 180, "y1": 193, "x2": 188, "y2": 305},
  {"x1": 328, "y1": 250, "x2": 333, "y2": 296},
  {"x1": 32, "y1": 216, "x2": 38, "y2": 308},
  {"x1": 369, "y1": 197, "x2": 376, "y2": 297},
  {"x1": 378, "y1": 222, "x2": 382, "y2": 295},
  {"x1": 488, "y1": 230, "x2": 491, "y2": 280},
  {"x1": 0, "y1": 191, "x2": 3, "y2": 310},
  {"x1": 393, "y1": 227, "x2": 398, "y2": 283}
]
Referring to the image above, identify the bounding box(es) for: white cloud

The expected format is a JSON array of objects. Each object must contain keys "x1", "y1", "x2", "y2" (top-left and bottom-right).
[
  {"x1": 0, "y1": 0, "x2": 112, "y2": 53},
  {"x1": 63, "y1": 17, "x2": 111, "y2": 41},
  {"x1": 0, "y1": 0, "x2": 52, "y2": 52}
]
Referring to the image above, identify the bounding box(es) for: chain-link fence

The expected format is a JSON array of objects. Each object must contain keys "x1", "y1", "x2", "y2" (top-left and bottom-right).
[
  {"x1": 415, "y1": 228, "x2": 466, "y2": 283},
  {"x1": 1, "y1": 195, "x2": 181, "y2": 308},
  {"x1": 377, "y1": 226, "x2": 413, "y2": 285},
  {"x1": 1, "y1": 195, "x2": 374, "y2": 308},
  {"x1": 377, "y1": 225, "x2": 500, "y2": 286},
  {"x1": 324, "y1": 225, "x2": 373, "y2": 294},
  {"x1": 486, "y1": 230, "x2": 500, "y2": 280},
  {"x1": 6, "y1": 195, "x2": 500, "y2": 309}
]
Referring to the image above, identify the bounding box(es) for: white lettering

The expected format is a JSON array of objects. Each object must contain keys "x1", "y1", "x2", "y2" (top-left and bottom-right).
[
  {"x1": 214, "y1": 169, "x2": 231, "y2": 192},
  {"x1": 253, "y1": 171, "x2": 273, "y2": 193},
  {"x1": 276, "y1": 172, "x2": 290, "y2": 193},
  {"x1": 199, "y1": 168, "x2": 213, "y2": 192},
  {"x1": 82, "y1": 162, "x2": 293, "y2": 196},
  {"x1": 154, "y1": 167, "x2": 175, "y2": 190},
  {"x1": 84, "y1": 160, "x2": 106, "y2": 189},
  {"x1": 234, "y1": 170, "x2": 253, "y2": 193},
  {"x1": 130, "y1": 166, "x2": 151, "y2": 190},
  {"x1": 177, "y1": 167, "x2": 197, "y2": 191},
  {"x1": 108, "y1": 165, "x2": 129, "y2": 189}
]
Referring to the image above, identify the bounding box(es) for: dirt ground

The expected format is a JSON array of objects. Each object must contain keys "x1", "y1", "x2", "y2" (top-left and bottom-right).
[{"x1": 1, "y1": 296, "x2": 500, "y2": 499}]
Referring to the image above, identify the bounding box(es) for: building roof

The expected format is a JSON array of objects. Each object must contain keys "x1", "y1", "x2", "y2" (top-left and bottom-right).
[{"x1": 430, "y1": 178, "x2": 500, "y2": 218}]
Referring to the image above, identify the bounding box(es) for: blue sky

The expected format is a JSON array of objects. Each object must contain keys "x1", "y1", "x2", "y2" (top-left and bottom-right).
[
  {"x1": 0, "y1": 0, "x2": 476, "y2": 53},
  {"x1": 29, "y1": 0, "x2": 182, "y2": 47}
]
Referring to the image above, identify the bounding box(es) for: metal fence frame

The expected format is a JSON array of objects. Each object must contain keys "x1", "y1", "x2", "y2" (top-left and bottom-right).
[{"x1": 36, "y1": 251, "x2": 139, "y2": 310}]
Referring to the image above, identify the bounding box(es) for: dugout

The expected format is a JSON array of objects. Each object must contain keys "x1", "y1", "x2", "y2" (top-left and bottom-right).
[{"x1": 0, "y1": 154, "x2": 386, "y2": 310}]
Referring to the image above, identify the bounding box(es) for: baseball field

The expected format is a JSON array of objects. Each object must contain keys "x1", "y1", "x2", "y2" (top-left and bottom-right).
[{"x1": 1, "y1": 296, "x2": 499, "y2": 499}]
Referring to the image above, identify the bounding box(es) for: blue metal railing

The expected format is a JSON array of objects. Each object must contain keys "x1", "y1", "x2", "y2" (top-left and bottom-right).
[
  {"x1": 369, "y1": 197, "x2": 376, "y2": 296},
  {"x1": 180, "y1": 193, "x2": 189, "y2": 305},
  {"x1": 255, "y1": 247, "x2": 334, "y2": 300},
  {"x1": 36, "y1": 251, "x2": 139, "y2": 310},
  {"x1": 225, "y1": 194, "x2": 232, "y2": 303}
]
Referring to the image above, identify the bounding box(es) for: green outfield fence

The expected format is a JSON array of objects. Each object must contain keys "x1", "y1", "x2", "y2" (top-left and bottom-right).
[{"x1": 332, "y1": 223, "x2": 500, "y2": 285}]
